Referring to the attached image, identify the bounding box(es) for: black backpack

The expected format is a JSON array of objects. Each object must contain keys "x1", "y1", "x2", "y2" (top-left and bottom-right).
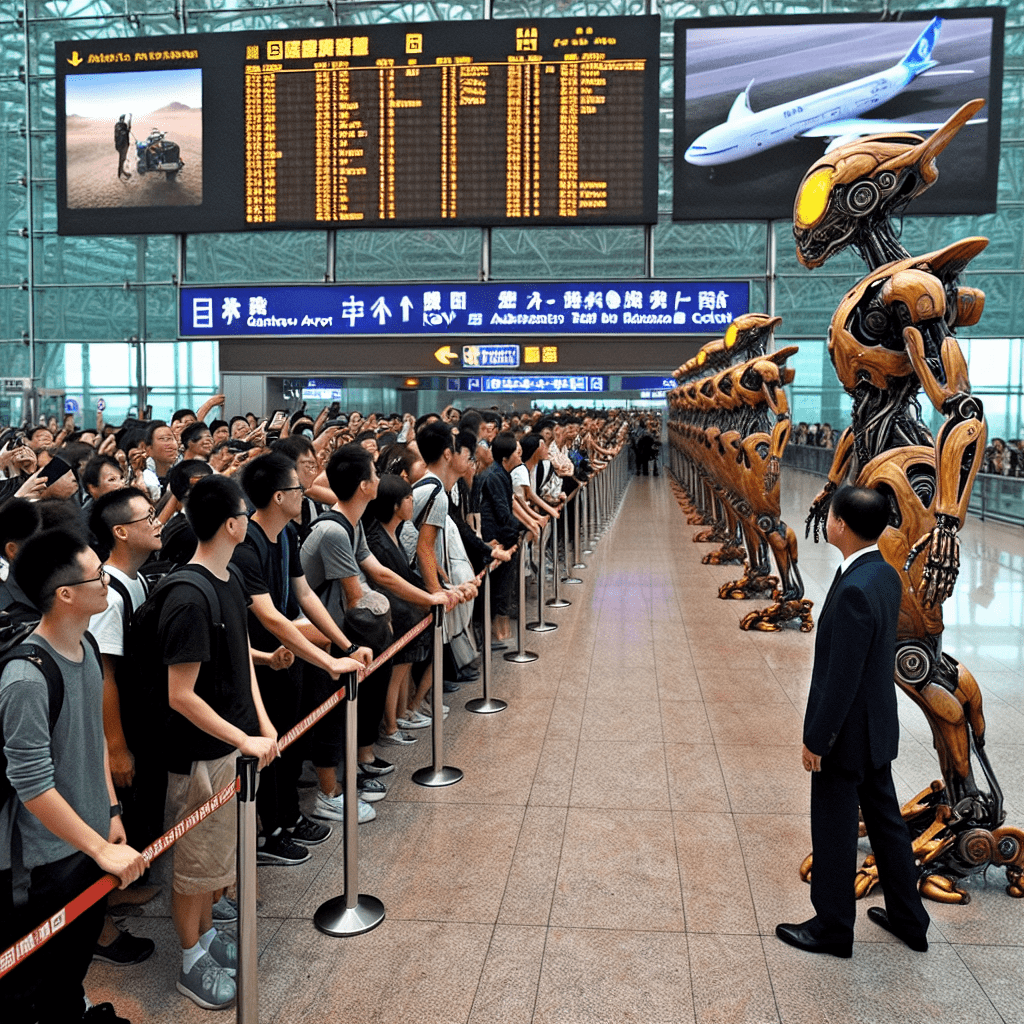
[
  {"x1": 120, "y1": 565, "x2": 235, "y2": 748},
  {"x1": 0, "y1": 614, "x2": 100, "y2": 811}
]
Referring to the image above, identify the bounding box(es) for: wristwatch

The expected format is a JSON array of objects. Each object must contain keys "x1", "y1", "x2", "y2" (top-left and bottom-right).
[
  {"x1": 341, "y1": 643, "x2": 360, "y2": 657},
  {"x1": 110, "y1": 802, "x2": 123, "y2": 819}
]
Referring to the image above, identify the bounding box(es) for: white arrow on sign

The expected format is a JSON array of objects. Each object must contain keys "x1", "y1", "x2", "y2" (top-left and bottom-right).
[{"x1": 400, "y1": 296, "x2": 414, "y2": 322}]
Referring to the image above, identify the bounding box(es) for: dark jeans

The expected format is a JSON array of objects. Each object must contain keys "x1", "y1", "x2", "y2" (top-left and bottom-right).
[{"x1": 0, "y1": 852, "x2": 106, "y2": 1024}]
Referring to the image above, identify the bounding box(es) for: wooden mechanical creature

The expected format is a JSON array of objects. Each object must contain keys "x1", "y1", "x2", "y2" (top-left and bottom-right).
[
  {"x1": 668, "y1": 315, "x2": 813, "y2": 632},
  {"x1": 793, "y1": 99, "x2": 1023, "y2": 901}
]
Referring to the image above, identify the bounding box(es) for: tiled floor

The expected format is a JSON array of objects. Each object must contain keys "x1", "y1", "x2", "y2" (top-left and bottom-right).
[{"x1": 86, "y1": 469, "x2": 1024, "y2": 1022}]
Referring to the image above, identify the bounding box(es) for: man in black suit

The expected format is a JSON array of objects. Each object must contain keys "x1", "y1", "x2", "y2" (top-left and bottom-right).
[{"x1": 777, "y1": 485, "x2": 930, "y2": 958}]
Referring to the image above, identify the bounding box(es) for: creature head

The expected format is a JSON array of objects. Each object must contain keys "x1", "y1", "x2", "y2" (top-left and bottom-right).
[{"x1": 793, "y1": 100, "x2": 984, "y2": 269}]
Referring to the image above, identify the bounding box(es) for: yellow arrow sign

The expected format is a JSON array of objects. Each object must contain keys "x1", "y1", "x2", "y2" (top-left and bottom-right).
[
  {"x1": 67, "y1": 51, "x2": 84, "y2": 66},
  {"x1": 434, "y1": 346, "x2": 459, "y2": 366}
]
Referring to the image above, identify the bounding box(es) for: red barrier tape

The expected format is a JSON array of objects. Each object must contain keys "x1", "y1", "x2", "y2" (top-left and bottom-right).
[{"x1": 0, "y1": 611, "x2": 437, "y2": 980}]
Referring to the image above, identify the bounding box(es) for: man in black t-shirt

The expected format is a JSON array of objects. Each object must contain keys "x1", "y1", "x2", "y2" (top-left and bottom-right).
[
  {"x1": 114, "y1": 114, "x2": 132, "y2": 180},
  {"x1": 231, "y1": 454, "x2": 368, "y2": 866},
  {"x1": 159, "y1": 475, "x2": 278, "y2": 1010}
]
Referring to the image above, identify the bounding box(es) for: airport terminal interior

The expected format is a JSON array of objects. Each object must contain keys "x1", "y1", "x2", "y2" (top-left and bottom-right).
[{"x1": 2, "y1": 0, "x2": 1024, "y2": 1022}]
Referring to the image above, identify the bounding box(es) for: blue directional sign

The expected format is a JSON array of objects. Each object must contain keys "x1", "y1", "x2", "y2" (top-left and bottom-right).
[
  {"x1": 462, "y1": 345, "x2": 520, "y2": 369},
  {"x1": 621, "y1": 376, "x2": 676, "y2": 391},
  {"x1": 447, "y1": 375, "x2": 607, "y2": 394},
  {"x1": 179, "y1": 282, "x2": 748, "y2": 338}
]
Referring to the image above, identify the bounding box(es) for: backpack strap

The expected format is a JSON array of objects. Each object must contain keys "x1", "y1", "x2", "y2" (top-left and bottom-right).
[
  {"x1": 308, "y1": 510, "x2": 358, "y2": 601},
  {"x1": 412, "y1": 478, "x2": 444, "y2": 530},
  {"x1": 0, "y1": 643, "x2": 65, "y2": 735},
  {"x1": 150, "y1": 565, "x2": 224, "y2": 628}
]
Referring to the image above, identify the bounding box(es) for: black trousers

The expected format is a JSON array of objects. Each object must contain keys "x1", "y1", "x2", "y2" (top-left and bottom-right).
[
  {"x1": 0, "y1": 853, "x2": 106, "y2": 1024},
  {"x1": 810, "y1": 761, "x2": 930, "y2": 943},
  {"x1": 255, "y1": 659, "x2": 304, "y2": 833}
]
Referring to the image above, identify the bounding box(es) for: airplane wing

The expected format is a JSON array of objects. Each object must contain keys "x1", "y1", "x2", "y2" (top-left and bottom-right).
[{"x1": 800, "y1": 116, "x2": 988, "y2": 152}]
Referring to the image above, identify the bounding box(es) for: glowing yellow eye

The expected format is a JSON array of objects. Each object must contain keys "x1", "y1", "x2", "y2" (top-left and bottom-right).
[
  {"x1": 796, "y1": 167, "x2": 833, "y2": 228},
  {"x1": 697, "y1": 350, "x2": 707, "y2": 366},
  {"x1": 724, "y1": 324, "x2": 738, "y2": 349}
]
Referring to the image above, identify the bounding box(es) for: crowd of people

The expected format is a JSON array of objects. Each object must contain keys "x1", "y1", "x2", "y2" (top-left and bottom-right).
[{"x1": 0, "y1": 396, "x2": 645, "y2": 1021}]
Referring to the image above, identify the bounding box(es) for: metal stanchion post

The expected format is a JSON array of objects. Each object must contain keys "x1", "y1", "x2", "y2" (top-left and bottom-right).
[
  {"x1": 583, "y1": 478, "x2": 595, "y2": 555},
  {"x1": 573, "y1": 485, "x2": 587, "y2": 570},
  {"x1": 315, "y1": 674, "x2": 386, "y2": 935},
  {"x1": 547, "y1": 506, "x2": 571, "y2": 607},
  {"x1": 412, "y1": 605, "x2": 464, "y2": 786},
  {"x1": 504, "y1": 533, "x2": 539, "y2": 663},
  {"x1": 527, "y1": 520, "x2": 557, "y2": 632},
  {"x1": 562, "y1": 488, "x2": 583, "y2": 584},
  {"x1": 236, "y1": 756, "x2": 259, "y2": 1024},
  {"x1": 467, "y1": 565, "x2": 507, "y2": 714}
]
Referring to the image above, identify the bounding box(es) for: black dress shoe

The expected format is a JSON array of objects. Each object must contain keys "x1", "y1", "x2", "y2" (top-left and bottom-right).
[
  {"x1": 775, "y1": 921, "x2": 852, "y2": 959},
  {"x1": 866, "y1": 907, "x2": 928, "y2": 952}
]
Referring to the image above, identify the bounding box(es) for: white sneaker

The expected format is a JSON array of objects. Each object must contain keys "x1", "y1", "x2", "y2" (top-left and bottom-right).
[
  {"x1": 313, "y1": 789, "x2": 376, "y2": 823},
  {"x1": 379, "y1": 728, "x2": 417, "y2": 746},
  {"x1": 418, "y1": 701, "x2": 450, "y2": 719},
  {"x1": 396, "y1": 710, "x2": 431, "y2": 730}
]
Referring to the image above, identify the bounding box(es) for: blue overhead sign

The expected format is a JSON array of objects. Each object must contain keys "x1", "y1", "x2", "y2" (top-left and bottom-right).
[
  {"x1": 621, "y1": 376, "x2": 676, "y2": 391},
  {"x1": 447, "y1": 375, "x2": 608, "y2": 394},
  {"x1": 462, "y1": 345, "x2": 520, "y2": 369},
  {"x1": 179, "y1": 282, "x2": 748, "y2": 338}
]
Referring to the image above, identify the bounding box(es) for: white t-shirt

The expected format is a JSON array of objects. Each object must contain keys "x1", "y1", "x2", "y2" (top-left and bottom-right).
[
  {"x1": 88, "y1": 565, "x2": 147, "y2": 657},
  {"x1": 510, "y1": 464, "x2": 529, "y2": 494}
]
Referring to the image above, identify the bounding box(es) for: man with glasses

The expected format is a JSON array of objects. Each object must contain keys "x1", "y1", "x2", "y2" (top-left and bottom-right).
[
  {"x1": 88, "y1": 490, "x2": 164, "y2": 966},
  {"x1": 1, "y1": 529, "x2": 145, "y2": 1024}
]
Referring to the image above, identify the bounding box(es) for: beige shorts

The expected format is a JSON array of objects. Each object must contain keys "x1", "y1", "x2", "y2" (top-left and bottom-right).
[{"x1": 165, "y1": 749, "x2": 238, "y2": 896}]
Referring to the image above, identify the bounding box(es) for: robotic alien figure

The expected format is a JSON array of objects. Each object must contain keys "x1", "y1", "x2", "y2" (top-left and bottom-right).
[
  {"x1": 668, "y1": 314, "x2": 813, "y2": 632},
  {"x1": 794, "y1": 100, "x2": 1023, "y2": 902}
]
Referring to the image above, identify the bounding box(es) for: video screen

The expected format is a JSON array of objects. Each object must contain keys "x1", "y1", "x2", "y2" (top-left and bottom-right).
[
  {"x1": 64, "y1": 69, "x2": 202, "y2": 209},
  {"x1": 674, "y1": 9, "x2": 1004, "y2": 221}
]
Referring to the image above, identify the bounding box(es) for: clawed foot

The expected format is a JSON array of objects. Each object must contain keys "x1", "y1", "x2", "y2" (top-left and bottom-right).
[
  {"x1": 740, "y1": 598, "x2": 814, "y2": 632},
  {"x1": 719, "y1": 573, "x2": 777, "y2": 599},
  {"x1": 702, "y1": 544, "x2": 746, "y2": 564}
]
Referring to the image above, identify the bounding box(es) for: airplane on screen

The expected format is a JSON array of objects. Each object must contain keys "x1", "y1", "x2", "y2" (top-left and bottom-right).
[{"x1": 684, "y1": 17, "x2": 986, "y2": 167}]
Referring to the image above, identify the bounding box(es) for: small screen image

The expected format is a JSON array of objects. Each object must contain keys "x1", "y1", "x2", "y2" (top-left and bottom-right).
[
  {"x1": 674, "y1": 10, "x2": 1003, "y2": 221},
  {"x1": 64, "y1": 68, "x2": 202, "y2": 209}
]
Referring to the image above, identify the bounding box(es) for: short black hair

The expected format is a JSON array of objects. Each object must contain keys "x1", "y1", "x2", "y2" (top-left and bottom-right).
[
  {"x1": 454, "y1": 430, "x2": 477, "y2": 457},
  {"x1": 229, "y1": 415, "x2": 249, "y2": 431},
  {"x1": 209, "y1": 418, "x2": 228, "y2": 434},
  {"x1": 0, "y1": 497, "x2": 41, "y2": 553},
  {"x1": 377, "y1": 443, "x2": 419, "y2": 478},
  {"x1": 459, "y1": 410, "x2": 483, "y2": 435},
  {"x1": 80, "y1": 455, "x2": 122, "y2": 491},
  {"x1": 240, "y1": 452, "x2": 297, "y2": 510},
  {"x1": 272, "y1": 435, "x2": 316, "y2": 463},
  {"x1": 27, "y1": 425, "x2": 53, "y2": 441},
  {"x1": 167, "y1": 458, "x2": 213, "y2": 501},
  {"x1": 414, "y1": 412, "x2": 440, "y2": 433},
  {"x1": 89, "y1": 488, "x2": 152, "y2": 551},
  {"x1": 180, "y1": 421, "x2": 211, "y2": 448},
  {"x1": 537, "y1": 418, "x2": 556, "y2": 433},
  {"x1": 170, "y1": 408, "x2": 196, "y2": 424},
  {"x1": 326, "y1": 444, "x2": 374, "y2": 502},
  {"x1": 144, "y1": 420, "x2": 172, "y2": 446},
  {"x1": 520, "y1": 434, "x2": 543, "y2": 461},
  {"x1": 354, "y1": 430, "x2": 376, "y2": 445},
  {"x1": 416, "y1": 420, "x2": 455, "y2": 464},
  {"x1": 14, "y1": 528, "x2": 90, "y2": 614},
  {"x1": 36, "y1": 498, "x2": 87, "y2": 538},
  {"x1": 185, "y1": 474, "x2": 247, "y2": 542},
  {"x1": 365, "y1": 472, "x2": 411, "y2": 523},
  {"x1": 491, "y1": 432, "x2": 518, "y2": 466},
  {"x1": 831, "y1": 485, "x2": 890, "y2": 542}
]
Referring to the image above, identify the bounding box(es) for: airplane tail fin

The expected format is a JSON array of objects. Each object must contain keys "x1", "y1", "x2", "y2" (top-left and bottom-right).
[
  {"x1": 900, "y1": 16, "x2": 942, "y2": 77},
  {"x1": 727, "y1": 81, "x2": 755, "y2": 122}
]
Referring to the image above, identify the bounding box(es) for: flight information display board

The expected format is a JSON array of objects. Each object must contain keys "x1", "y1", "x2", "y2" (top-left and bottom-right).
[{"x1": 56, "y1": 16, "x2": 659, "y2": 236}]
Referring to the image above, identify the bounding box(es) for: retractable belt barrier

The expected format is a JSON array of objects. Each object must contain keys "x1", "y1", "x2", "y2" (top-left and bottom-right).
[
  {"x1": 0, "y1": 458, "x2": 635, "y2": 988},
  {"x1": 0, "y1": 611, "x2": 434, "y2": 981}
]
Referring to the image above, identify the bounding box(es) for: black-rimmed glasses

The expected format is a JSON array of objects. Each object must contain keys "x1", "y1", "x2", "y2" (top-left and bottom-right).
[
  {"x1": 62, "y1": 566, "x2": 109, "y2": 589},
  {"x1": 122, "y1": 509, "x2": 157, "y2": 526}
]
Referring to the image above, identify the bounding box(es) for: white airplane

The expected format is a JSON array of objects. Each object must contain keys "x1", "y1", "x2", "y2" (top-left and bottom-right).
[{"x1": 684, "y1": 17, "x2": 985, "y2": 166}]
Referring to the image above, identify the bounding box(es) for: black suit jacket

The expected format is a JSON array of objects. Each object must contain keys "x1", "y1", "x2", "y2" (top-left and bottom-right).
[{"x1": 803, "y1": 550, "x2": 902, "y2": 776}]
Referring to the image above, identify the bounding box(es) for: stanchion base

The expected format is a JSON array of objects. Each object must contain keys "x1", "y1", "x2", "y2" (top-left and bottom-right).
[
  {"x1": 313, "y1": 894, "x2": 385, "y2": 937},
  {"x1": 526, "y1": 620, "x2": 558, "y2": 632},
  {"x1": 572, "y1": 562, "x2": 587, "y2": 570},
  {"x1": 546, "y1": 597, "x2": 571, "y2": 608},
  {"x1": 411, "y1": 765, "x2": 464, "y2": 787},
  {"x1": 465, "y1": 697, "x2": 508, "y2": 714},
  {"x1": 503, "y1": 649, "x2": 539, "y2": 663},
  {"x1": 562, "y1": 576, "x2": 583, "y2": 585},
  {"x1": 582, "y1": 548, "x2": 594, "y2": 556}
]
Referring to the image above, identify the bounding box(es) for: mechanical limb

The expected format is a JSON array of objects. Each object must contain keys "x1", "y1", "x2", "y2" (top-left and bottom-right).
[
  {"x1": 738, "y1": 521, "x2": 814, "y2": 632},
  {"x1": 805, "y1": 427, "x2": 855, "y2": 541}
]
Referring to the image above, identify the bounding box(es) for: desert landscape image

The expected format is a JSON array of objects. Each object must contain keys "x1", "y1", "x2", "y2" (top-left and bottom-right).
[{"x1": 65, "y1": 68, "x2": 202, "y2": 209}]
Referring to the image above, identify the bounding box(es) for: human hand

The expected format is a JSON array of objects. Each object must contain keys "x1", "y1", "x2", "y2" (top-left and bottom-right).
[
  {"x1": 13, "y1": 469, "x2": 47, "y2": 500},
  {"x1": 108, "y1": 815, "x2": 128, "y2": 847},
  {"x1": 801, "y1": 743, "x2": 821, "y2": 773},
  {"x1": 328, "y1": 656, "x2": 363, "y2": 680},
  {"x1": 96, "y1": 840, "x2": 147, "y2": 889},
  {"x1": 109, "y1": 744, "x2": 136, "y2": 788},
  {"x1": 240, "y1": 734, "x2": 279, "y2": 770},
  {"x1": 268, "y1": 646, "x2": 295, "y2": 672},
  {"x1": 351, "y1": 646, "x2": 373, "y2": 669}
]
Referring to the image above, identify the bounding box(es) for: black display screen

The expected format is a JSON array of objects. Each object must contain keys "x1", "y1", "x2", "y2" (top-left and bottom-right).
[{"x1": 56, "y1": 16, "x2": 660, "y2": 235}]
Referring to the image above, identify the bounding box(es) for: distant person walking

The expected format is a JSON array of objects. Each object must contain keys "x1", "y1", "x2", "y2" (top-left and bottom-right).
[{"x1": 115, "y1": 114, "x2": 132, "y2": 180}]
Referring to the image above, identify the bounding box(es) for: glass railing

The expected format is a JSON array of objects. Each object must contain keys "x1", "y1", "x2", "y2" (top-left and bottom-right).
[{"x1": 782, "y1": 447, "x2": 1024, "y2": 528}]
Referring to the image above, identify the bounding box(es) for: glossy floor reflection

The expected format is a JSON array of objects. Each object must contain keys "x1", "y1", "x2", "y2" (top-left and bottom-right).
[{"x1": 85, "y1": 469, "x2": 1024, "y2": 1023}]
